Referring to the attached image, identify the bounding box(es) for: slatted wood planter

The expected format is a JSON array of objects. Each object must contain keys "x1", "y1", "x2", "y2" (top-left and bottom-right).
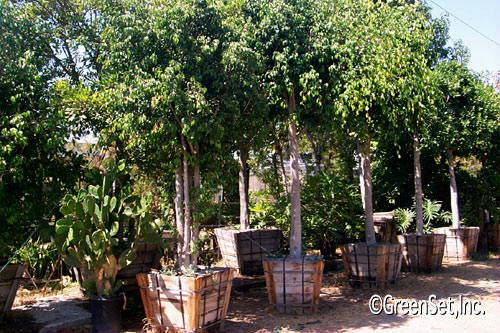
[
  {"x1": 484, "y1": 223, "x2": 500, "y2": 250},
  {"x1": 0, "y1": 264, "x2": 25, "y2": 319},
  {"x1": 341, "y1": 243, "x2": 402, "y2": 289},
  {"x1": 433, "y1": 227, "x2": 479, "y2": 262},
  {"x1": 116, "y1": 241, "x2": 164, "y2": 291},
  {"x1": 262, "y1": 256, "x2": 324, "y2": 315},
  {"x1": 397, "y1": 234, "x2": 446, "y2": 273},
  {"x1": 215, "y1": 228, "x2": 281, "y2": 275},
  {"x1": 136, "y1": 267, "x2": 233, "y2": 332},
  {"x1": 373, "y1": 211, "x2": 398, "y2": 243}
]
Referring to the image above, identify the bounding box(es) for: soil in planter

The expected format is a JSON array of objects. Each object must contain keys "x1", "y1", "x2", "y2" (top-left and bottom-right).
[
  {"x1": 136, "y1": 267, "x2": 233, "y2": 332},
  {"x1": 262, "y1": 256, "x2": 324, "y2": 315},
  {"x1": 433, "y1": 227, "x2": 479, "y2": 262},
  {"x1": 341, "y1": 243, "x2": 402, "y2": 289},
  {"x1": 397, "y1": 234, "x2": 446, "y2": 273},
  {"x1": 215, "y1": 228, "x2": 281, "y2": 276}
]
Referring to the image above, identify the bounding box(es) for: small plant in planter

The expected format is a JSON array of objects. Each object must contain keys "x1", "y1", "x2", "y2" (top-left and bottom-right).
[
  {"x1": 55, "y1": 159, "x2": 163, "y2": 333},
  {"x1": 396, "y1": 200, "x2": 450, "y2": 273}
]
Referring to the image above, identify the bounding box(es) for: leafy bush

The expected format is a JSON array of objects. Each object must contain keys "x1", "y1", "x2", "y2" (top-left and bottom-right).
[
  {"x1": 250, "y1": 172, "x2": 364, "y2": 258},
  {"x1": 395, "y1": 199, "x2": 452, "y2": 234},
  {"x1": 301, "y1": 172, "x2": 364, "y2": 258},
  {"x1": 18, "y1": 238, "x2": 58, "y2": 281}
]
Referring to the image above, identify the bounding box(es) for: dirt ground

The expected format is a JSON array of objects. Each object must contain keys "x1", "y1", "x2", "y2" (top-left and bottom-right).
[{"x1": 2, "y1": 255, "x2": 499, "y2": 332}]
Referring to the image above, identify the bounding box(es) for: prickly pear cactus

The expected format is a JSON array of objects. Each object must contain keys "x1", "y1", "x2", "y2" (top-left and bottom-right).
[{"x1": 55, "y1": 159, "x2": 163, "y2": 296}]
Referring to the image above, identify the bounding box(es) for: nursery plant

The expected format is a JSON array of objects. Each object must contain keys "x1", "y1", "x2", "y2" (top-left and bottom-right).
[{"x1": 55, "y1": 159, "x2": 163, "y2": 332}]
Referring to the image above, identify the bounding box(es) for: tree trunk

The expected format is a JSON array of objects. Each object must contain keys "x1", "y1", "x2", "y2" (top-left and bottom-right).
[
  {"x1": 276, "y1": 141, "x2": 289, "y2": 195},
  {"x1": 271, "y1": 151, "x2": 281, "y2": 200},
  {"x1": 306, "y1": 130, "x2": 321, "y2": 175},
  {"x1": 447, "y1": 148, "x2": 460, "y2": 229},
  {"x1": 180, "y1": 136, "x2": 192, "y2": 268},
  {"x1": 288, "y1": 92, "x2": 301, "y2": 258},
  {"x1": 191, "y1": 161, "x2": 200, "y2": 267},
  {"x1": 413, "y1": 131, "x2": 424, "y2": 235},
  {"x1": 239, "y1": 142, "x2": 250, "y2": 230},
  {"x1": 174, "y1": 160, "x2": 185, "y2": 267},
  {"x1": 357, "y1": 137, "x2": 376, "y2": 245}
]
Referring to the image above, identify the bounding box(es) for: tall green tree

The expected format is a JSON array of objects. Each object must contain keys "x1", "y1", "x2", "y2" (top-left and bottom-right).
[
  {"x1": 328, "y1": 0, "x2": 432, "y2": 243},
  {"x1": 93, "y1": 0, "x2": 228, "y2": 269},
  {"x1": 244, "y1": 0, "x2": 329, "y2": 258},
  {"x1": 0, "y1": 0, "x2": 84, "y2": 257}
]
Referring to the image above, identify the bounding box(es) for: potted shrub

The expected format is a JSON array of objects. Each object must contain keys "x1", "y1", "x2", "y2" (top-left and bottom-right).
[
  {"x1": 396, "y1": 200, "x2": 448, "y2": 273},
  {"x1": 55, "y1": 160, "x2": 163, "y2": 333}
]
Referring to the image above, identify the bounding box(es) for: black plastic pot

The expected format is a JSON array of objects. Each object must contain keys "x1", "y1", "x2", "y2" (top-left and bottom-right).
[{"x1": 89, "y1": 294, "x2": 124, "y2": 333}]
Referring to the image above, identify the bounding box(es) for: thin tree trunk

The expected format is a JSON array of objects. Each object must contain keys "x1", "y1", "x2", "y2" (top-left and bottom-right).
[
  {"x1": 239, "y1": 142, "x2": 250, "y2": 230},
  {"x1": 413, "y1": 131, "x2": 424, "y2": 235},
  {"x1": 306, "y1": 130, "x2": 321, "y2": 175},
  {"x1": 447, "y1": 148, "x2": 460, "y2": 229},
  {"x1": 271, "y1": 151, "x2": 281, "y2": 200},
  {"x1": 191, "y1": 160, "x2": 200, "y2": 267},
  {"x1": 174, "y1": 160, "x2": 185, "y2": 267},
  {"x1": 288, "y1": 92, "x2": 301, "y2": 258},
  {"x1": 357, "y1": 137, "x2": 376, "y2": 245},
  {"x1": 180, "y1": 136, "x2": 192, "y2": 268},
  {"x1": 276, "y1": 141, "x2": 289, "y2": 195}
]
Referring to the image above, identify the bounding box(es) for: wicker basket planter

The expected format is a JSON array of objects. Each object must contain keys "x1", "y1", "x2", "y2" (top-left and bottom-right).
[
  {"x1": 397, "y1": 234, "x2": 446, "y2": 273},
  {"x1": 215, "y1": 228, "x2": 281, "y2": 275},
  {"x1": 0, "y1": 264, "x2": 25, "y2": 319},
  {"x1": 341, "y1": 243, "x2": 402, "y2": 289},
  {"x1": 262, "y1": 256, "x2": 324, "y2": 315},
  {"x1": 136, "y1": 267, "x2": 233, "y2": 332},
  {"x1": 433, "y1": 227, "x2": 479, "y2": 262}
]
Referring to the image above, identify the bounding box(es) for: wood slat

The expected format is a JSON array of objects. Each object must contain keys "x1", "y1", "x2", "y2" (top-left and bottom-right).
[
  {"x1": 263, "y1": 256, "x2": 323, "y2": 315},
  {"x1": 0, "y1": 264, "x2": 25, "y2": 316},
  {"x1": 341, "y1": 243, "x2": 402, "y2": 289},
  {"x1": 137, "y1": 267, "x2": 233, "y2": 332},
  {"x1": 215, "y1": 228, "x2": 281, "y2": 275},
  {"x1": 398, "y1": 234, "x2": 446, "y2": 273},
  {"x1": 433, "y1": 227, "x2": 479, "y2": 262}
]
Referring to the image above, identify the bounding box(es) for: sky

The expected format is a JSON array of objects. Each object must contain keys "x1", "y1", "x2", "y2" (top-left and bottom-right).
[{"x1": 427, "y1": 0, "x2": 500, "y2": 76}]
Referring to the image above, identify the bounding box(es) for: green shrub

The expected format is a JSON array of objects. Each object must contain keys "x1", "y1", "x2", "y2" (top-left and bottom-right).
[{"x1": 250, "y1": 172, "x2": 364, "y2": 258}]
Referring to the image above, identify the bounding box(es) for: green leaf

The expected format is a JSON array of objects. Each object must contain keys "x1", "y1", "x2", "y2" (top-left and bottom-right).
[
  {"x1": 118, "y1": 249, "x2": 136, "y2": 268},
  {"x1": 110, "y1": 221, "x2": 119, "y2": 236},
  {"x1": 110, "y1": 197, "x2": 117, "y2": 212}
]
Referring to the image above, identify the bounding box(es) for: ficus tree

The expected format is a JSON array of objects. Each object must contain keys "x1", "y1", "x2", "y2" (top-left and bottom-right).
[
  {"x1": 432, "y1": 58, "x2": 499, "y2": 229},
  {"x1": 243, "y1": 0, "x2": 331, "y2": 258},
  {"x1": 93, "y1": 0, "x2": 229, "y2": 269},
  {"x1": 0, "y1": 0, "x2": 84, "y2": 258},
  {"x1": 219, "y1": 2, "x2": 269, "y2": 230},
  {"x1": 328, "y1": 0, "x2": 433, "y2": 244}
]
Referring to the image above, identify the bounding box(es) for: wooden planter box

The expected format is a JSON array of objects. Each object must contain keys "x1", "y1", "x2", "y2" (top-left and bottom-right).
[
  {"x1": 397, "y1": 234, "x2": 446, "y2": 273},
  {"x1": 373, "y1": 211, "x2": 398, "y2": 243},
  {"x1": 433, "y1": 227, "x2": 479, "y2": 262},
  {"x1": 136, "y1": 267, "x2": 233, "y2": 332},
  {"x1": 341, "y1": 243, "x2": 402, "y2": 289},
  {"x1": 262, "y1": 256, "x2": 324, "y2": 315},
  {"x1": 484, "y1": 223, "x2": 500, "y2": 250},
  {"x1": 215, "y1": 228, "x2": 281, "y2": 275},
  {"x1": 0, "y1": 264, "x2": 25, "y2": 319}
]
